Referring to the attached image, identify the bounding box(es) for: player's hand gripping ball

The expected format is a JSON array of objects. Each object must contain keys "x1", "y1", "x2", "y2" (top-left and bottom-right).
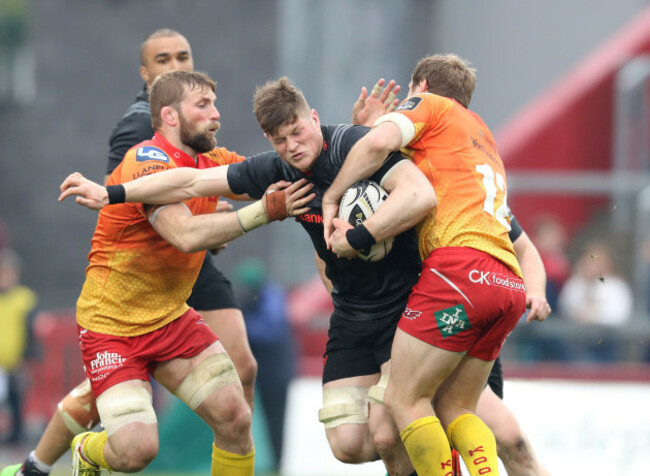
[{"x1": 338, "y1": 180, "x2": 395, "y2": 261}]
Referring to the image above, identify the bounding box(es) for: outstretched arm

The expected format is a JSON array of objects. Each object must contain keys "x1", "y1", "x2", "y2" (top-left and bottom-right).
[
  {"x1": 132, "y1": 179, "x2": 314, "y2": 253},
  {"x1": 59, "y1": 166, "x2": 232, "y2": 210}
]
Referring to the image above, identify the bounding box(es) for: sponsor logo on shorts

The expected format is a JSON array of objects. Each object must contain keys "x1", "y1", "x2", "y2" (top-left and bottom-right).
[
  {"x1": 468, "y1": 269, "x2": 526, "y2": 293},
  {"x1": 435, "y1": 304, "x2": 470, "y2": 338},
  {"x1": 136, "y1": 146, "x2": 170, "y2": 163},
  {"x1": 88, "y1": 351, "x2": 126, "y2": 381},
  {"x1": 402, "y1": 307, "x2": 422, "y2": 320},
  {"x1": 396, "y1": 96, "x2": 422, "y2": 111}
]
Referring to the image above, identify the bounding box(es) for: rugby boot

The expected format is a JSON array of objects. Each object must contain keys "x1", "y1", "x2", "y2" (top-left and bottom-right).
[
  {"x1": 71, "y1": 432, "x2": 101, "y2": 476},
  {"x1": 0, "y1": 464, "x2": 22, "y2": 476}
]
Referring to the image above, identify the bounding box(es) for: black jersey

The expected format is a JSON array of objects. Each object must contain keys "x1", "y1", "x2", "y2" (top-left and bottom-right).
[
  {"x1": 106, "y1": 86, "x2": 153, "y2": 175},
  {"x1": 227, "y1": 124, "x2": 422, "y2": 321},
  {"x1": 508, "y1": 212, "x2": 523, "y2": 242}
]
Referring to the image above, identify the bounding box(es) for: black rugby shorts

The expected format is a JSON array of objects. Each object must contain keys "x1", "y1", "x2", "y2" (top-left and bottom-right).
[{"x1": 186, "y1": 255, "x2": 239, "y2": 311}]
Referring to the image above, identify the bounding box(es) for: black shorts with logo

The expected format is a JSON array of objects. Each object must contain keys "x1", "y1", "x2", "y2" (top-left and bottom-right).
[
  {"x1": 322, "y1": 310, "x2": 400, "y2": 384},
  {"x1": 487, "y1": 356, "x2": 504, "y2": 399},
  {"x1": 186, "y1": 255, "x2": 239, "y2": 311}
]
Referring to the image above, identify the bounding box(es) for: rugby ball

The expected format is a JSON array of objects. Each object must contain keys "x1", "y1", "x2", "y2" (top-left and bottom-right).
[{"x1": 338, "y1": 180, "x2": 395, "y2": 262}]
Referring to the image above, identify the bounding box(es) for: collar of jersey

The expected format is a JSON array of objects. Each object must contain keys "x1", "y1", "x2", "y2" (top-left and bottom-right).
[{"x1": 151, "y1": 133, "x2": 198, "y2": 168}]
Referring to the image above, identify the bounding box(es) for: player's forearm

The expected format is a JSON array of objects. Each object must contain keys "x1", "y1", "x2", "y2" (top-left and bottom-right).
[
  {"x1": 514, "y1": 232, "x2": 547, "y2": 297},
  {"x1": 169, "y1": 211, "x2": 244, "y2": 253},
  {"x1": 365, "y1": 173, "x2": 435, "y2": 243},
  {"x1": 124, "y1": 166, "x2": 231, "y2": 204}
]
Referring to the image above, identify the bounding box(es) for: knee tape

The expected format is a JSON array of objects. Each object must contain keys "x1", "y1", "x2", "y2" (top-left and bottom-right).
[
  {"x1": 96, "y1": 382, "x2": 157, "y2": 436},
  {"x1": 318, "y1": 386, "x2": 369, "y2": 429},
  {"x1": 57, "y1": 379, "x2": 101, "y2": 434},
  {"x1": 367, "y1": 373, "x2": 388, "y2": 406},
  {"x1": 174, "y1": 353, "x2": 240, "y2": 410}
]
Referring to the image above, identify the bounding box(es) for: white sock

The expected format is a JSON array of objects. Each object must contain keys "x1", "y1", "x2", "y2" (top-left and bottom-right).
[{"x1": 28, "y1": 451, "x2": 53, "y2": 474}]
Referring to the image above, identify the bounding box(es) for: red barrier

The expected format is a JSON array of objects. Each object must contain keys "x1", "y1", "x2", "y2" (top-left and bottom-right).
[
  {"x1": 23, "y1": 310, "x2": 85, "y2": 422},
  {"x1": 497, "y1": 6, "x2": 650, "y2": 234}
]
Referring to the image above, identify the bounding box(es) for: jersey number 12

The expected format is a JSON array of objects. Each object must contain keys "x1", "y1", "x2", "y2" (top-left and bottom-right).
[{"x1": 476, "y1": 163, "x2": 511, "y2": 231}]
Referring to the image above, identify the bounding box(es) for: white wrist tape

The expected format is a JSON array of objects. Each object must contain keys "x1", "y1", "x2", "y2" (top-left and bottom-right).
[
  {"x1": 374, "y1": 112, "x2": 416, "y2": 148},
  {"x1": 236, "y1": 200, "x2": 269, "y2": 233}
]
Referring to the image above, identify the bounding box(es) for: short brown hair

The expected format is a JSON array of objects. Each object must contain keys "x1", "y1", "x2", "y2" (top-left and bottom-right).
[
  {"x1": 149, "y1": 70, "x2": 215, "y2": 130},
  {"x1": 411, "y1": 54, "x2": 476, "y2": 108},
  {"x1": 253, "y1": 77, "x2": 310, "y2": 136}
]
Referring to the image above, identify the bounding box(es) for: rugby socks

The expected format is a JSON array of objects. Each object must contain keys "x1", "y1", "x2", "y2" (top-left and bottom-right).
[
  {"x1": 82, "y1": 431, "x2": 113, "y2": 471},
  {"x1": 400, "y1": 416, "x2": 453, "y2": 476},
  {"x1": 446, "y1": 413, "x2": 498, "y2": 476},
  {"x1": 19, "y1": 451, "x2": 52, "y2": 476},
  {"x1": 211, "y1": 444, "x2": 255, "y2": 476}
]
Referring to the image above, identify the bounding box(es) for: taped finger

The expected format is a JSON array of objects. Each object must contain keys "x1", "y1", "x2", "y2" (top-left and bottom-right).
[{"x1": 371, "y1": 83, "x2": 382, "y2": 96}]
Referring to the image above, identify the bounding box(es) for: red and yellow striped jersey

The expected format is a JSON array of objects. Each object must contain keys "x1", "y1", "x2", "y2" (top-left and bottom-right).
[
  {"x1": 76, "y1": 133, "x2": 245, "y2": 336},
  {"x1": 385, "y1": 93, "x2": 521, "y2": 277}
]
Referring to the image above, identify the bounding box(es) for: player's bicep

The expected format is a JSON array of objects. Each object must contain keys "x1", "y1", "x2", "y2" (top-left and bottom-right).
[{"x1": 380, "y1": 159, "x2": 435, "y2": 204}]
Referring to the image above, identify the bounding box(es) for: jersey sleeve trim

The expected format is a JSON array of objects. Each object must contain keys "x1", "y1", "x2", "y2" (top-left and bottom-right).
[{"x1": 374, "y1": 112, "x2": 416, "y2": 148}]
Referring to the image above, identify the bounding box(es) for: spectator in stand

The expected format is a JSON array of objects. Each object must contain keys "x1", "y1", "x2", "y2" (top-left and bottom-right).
[
  {"x1": 532, "y1": 214, "x2": 571, "y2": 311},
  {"x1": 0, "y1": 249, "x2": 38, "y2": 444},
  {"x1": 558, "y1": 239, "x2": 633, "y2": 361}
]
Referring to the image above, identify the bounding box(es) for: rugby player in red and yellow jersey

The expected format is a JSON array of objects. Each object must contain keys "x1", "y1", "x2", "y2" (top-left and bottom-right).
[
  {"x1": 323, "y1": 54, "x2": 526, "y2": 476},
  {"x1": 59, "y1": 71, "x2": 313, "y2": 476}
]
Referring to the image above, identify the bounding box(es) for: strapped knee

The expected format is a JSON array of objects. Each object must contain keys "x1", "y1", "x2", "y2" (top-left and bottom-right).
[
  {"x1": 174, "y1": 353, "x2": 240, "y2": 410},
  {"x1": 97, "y1": 382, "x2": 157, "y2": 436},
  {"x1": 367, "y1": 373, "x2": 388, "y2": 406},
  {"x1": 57, "y1": 379, "x2": 100, "y2": 434},
  {"x1": 318, "y1": 386, "x2": 369, "y2": 429}
]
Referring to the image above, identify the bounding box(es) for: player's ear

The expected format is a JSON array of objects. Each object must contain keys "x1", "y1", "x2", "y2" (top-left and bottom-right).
[
  {"x1": 140, "y1": 65, "x2": 150, "y2": 84},
  {"x1": 161, "y1": 106, "x2": 178, "y2": 126},
  {"x1": 311, "y1": 109, "x2": 320, "y2": 127}
]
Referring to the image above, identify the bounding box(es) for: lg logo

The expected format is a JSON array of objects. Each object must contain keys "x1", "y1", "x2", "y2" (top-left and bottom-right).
[
  {"x1": 469, "y1": 269, "x2": 491, "y2": 285},
  {"x1": 136, "y1": 146, "x2": 169, "y2": 163}
]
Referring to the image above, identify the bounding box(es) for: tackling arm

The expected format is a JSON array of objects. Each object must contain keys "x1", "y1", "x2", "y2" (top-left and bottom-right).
[
  {"x1": 328, "y1": 160, "x2": 435, "y2": 259},
  {"x1": 122, "y1": 166, "x2": 232, "y2": 204},
  {"x1": 322, "y1": 121, "x2": 404, "y2": 243},
  {"x1": 149, "y1": 203, "x2": 244, "y2": 252},
  {"x1": 58, "y1": 166, "x2": 233, "y2": 210},
  {"x1": 363, "y1": 160, "x2": 435, "y2": 243}
]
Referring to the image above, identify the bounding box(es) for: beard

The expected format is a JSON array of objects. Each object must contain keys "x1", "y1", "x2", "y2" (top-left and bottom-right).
[{"x1": 180, "y1": 116, "x2": 219, "y2": 153}]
